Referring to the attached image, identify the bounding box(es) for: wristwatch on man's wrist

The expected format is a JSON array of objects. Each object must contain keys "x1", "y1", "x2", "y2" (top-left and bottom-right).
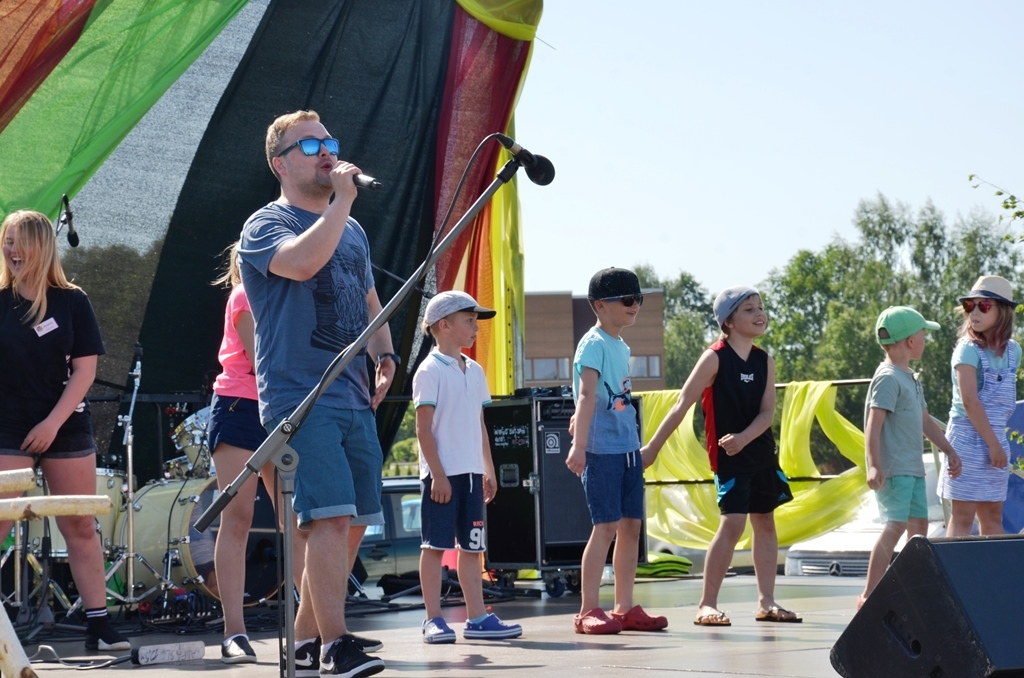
[{"x1": 376, "y1": 352, "x2": 401, "y2": 367}]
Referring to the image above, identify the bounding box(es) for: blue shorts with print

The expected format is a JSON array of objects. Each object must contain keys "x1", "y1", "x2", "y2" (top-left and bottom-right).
[
  {"x1": 420, "y1": 473, "x2": 486, "y2": 552},
  {"x1": 875, "y1": 475, "x2": 928, "y2": 523},
  {"x1": 269, "y1": 404, "x2": 383, "y2": 529},
  {"x1": 582, "y1": 450, "x2": 645, "y2": 525}
]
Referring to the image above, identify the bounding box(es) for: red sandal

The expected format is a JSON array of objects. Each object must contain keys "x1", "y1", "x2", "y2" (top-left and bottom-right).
[{"x1": 610, "y1": 605, "x2": 668, "y2": 631}]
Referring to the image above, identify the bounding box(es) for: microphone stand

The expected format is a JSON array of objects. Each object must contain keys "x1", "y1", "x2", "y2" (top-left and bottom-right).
[{"x1": 194, "y1": 156, "x2": 528, "y2": 678}]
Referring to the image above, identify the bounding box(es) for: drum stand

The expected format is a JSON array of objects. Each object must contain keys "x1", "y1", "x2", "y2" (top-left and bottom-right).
[{"x1": 101, "y1": 347, "x2": 171, "y2": 607}]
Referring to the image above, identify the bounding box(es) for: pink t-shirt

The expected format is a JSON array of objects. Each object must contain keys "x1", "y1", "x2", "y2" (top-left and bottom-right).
[{"x1": 211, "y1": 285, "x2": 258, "y2": 401}]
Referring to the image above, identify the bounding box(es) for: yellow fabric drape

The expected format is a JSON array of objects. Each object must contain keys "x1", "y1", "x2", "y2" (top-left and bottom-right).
[
  {"x1": 456, "y1": 0, "x2": 543, "y2": 41},
  {"x1": 640, "y1": 382, "x2": 868, "y2": 550}
]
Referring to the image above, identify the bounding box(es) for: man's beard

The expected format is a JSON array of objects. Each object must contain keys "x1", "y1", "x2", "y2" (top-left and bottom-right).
[{"x1": 295, "y1": 173, "x2": 334, "y2": 202}]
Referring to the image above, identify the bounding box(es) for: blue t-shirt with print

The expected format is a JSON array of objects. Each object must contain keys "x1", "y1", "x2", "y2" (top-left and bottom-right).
[
  {"x1": 572, "y1": 326, "x2": 640, "y2": 454},
  {"x1": 239, "y1": 202, "x2": 375, "y2": 424}
]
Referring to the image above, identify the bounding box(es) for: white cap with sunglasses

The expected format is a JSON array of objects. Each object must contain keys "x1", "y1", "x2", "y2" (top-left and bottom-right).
[{"x1": 958, "y1": 275, "x2": 1018, "y2": 309}]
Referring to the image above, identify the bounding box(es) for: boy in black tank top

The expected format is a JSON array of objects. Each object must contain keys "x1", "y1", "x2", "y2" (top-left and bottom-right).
[{"x1": 643, "y1": 286, "x2": 798, "y2": 626}]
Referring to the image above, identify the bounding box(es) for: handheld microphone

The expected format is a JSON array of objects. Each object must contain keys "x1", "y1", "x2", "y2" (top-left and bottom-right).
[
  {"x1": 60, "y1": 194, "x2": 79, "y2": 247},
  {"x1": 495, "y1": 133, "x2": 555, "y2": 186},
  {"x1": 354, "y1": 174, "x2": 384, "y2": 191}
]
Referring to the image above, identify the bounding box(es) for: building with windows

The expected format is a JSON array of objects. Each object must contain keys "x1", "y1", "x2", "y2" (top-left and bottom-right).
[{"x1": 523, "y1": 290, "x2": 665, "y2": 391}]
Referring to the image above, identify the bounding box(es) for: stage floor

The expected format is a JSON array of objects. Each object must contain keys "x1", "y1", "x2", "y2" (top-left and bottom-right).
[{"x1": 16, "y1": 574, "x2": 859, "y2": 677}]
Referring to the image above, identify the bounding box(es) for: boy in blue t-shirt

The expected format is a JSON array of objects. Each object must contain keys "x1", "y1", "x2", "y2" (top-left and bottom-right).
[{"x1": 566, "y1": 267, "x2": 668, "y2": 635}]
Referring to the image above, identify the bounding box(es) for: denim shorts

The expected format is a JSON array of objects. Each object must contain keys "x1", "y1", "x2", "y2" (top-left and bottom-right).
[
  {"x1": 208, "y1": 394, "x2": 267, "y2": 453},
  {"x1": 269, "y1": 404, "x2": 383, "y2": 529},
  {"x1": 876, "y1": 475, "x2": 928, "y2": 522},
  {"x1": 581, "y1": 450, "x2": 644, "y2": 525},
  {"x1": 420, "y1": 473, "x2": 486, "y2": 552}
]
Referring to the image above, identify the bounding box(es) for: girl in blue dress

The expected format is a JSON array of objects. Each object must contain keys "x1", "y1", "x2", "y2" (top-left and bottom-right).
[{"x1": 938, "y1": 275, "x2": 1019, "y2": 536}]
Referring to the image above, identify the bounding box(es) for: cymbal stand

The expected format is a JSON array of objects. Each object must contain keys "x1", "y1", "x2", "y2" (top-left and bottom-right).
[{"x1": 102, "y1": 346, "x2": 170, "y2": 606}]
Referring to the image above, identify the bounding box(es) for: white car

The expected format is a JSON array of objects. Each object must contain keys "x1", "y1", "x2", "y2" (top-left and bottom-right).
[{"x1": 784, "y1": 454, "x2": 947, "y2": 577}]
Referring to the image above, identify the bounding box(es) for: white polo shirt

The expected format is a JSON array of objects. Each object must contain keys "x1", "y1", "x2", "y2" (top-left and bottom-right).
[{"x1": 411, "y1": 350, "x2": 492, "y2": 479}]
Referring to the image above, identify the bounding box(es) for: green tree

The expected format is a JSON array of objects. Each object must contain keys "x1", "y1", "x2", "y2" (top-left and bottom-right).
[
  {"x1": 634, "y1": 264, "x2": 716, "y2": 388},
  {"x1": 761, "y1": 195, "x2": 1023, "y2": 473}
]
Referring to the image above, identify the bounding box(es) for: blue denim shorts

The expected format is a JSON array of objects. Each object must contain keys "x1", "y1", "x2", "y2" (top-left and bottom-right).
[
  {"x1": 581, "y1": 450, "x2": 644, "y2": 525},
  {"x1": 208, "y1": 394, "x2": 267, "y2": 453},
  {"x1": 420, "y1": 473, "x2": 486, "y2": 552},
  {"x1": 875, "y1": 475, "x2": 928, "y2": 523},
  {"x1": 269, "y1": 404, "x2": 383, "y2": 529}
]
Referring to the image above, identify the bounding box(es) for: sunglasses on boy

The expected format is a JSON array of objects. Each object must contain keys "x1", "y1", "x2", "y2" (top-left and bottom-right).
[
  {"x1": 601, "y1": 294, "x2": 644, "y2": 307},
  {"x1": 962, "y1": 299, "x2": 994, "y2": 314},
  {"x1": 276, "y1": 137, "x2": 340, "y2": 158}
]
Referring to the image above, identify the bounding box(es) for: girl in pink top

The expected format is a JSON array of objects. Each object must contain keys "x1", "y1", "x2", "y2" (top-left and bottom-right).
[{"x1": 209, "y1": 242, "x2": 307, "y2": 664}]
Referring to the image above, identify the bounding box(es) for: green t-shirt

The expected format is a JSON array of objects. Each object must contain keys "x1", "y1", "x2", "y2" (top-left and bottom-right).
[{"x1": 863, "y1": 362, "x2": 927, "y2": 478}]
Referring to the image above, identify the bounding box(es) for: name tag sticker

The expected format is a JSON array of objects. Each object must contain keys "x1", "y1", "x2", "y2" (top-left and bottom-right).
[{"x1": 34, "y1": 317, "x2": 58, "y2": 337}]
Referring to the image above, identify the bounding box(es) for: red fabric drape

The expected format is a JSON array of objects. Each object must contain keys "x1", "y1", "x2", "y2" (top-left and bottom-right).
[
  {"x1": 0, "y1": 0, "x2": 96, "y2": 133},
  {"x1": 432, "y1": 5, "x2": 530, "y2": 304}
]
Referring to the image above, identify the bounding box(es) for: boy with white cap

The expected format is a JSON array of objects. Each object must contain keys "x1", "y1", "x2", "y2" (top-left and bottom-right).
[
  {"x1": 413, "y1": 290, "x2": 523, "y2": 644},
  {"x1": 860, "y1": 306, "x2": 961, "y2": 608}
]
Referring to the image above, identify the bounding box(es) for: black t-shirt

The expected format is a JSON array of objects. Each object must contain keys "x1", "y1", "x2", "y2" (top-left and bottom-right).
[
  {"x1": 700, "y1": 339, "x2": 777, "y2": 474},
  {"x1": 0, "y1": 286, "x2": 105, "y2": 452}
]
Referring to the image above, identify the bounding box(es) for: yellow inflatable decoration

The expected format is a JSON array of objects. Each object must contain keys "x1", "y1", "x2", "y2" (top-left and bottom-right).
[{"x1": 641, "y1": 381, "x2": 869, "y2": 551}]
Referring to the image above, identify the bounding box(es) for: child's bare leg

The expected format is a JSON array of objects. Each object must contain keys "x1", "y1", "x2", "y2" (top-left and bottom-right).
[
  {"x1": 749, "y1": 512, "x2": 780, "y2": 612},
  {"x1": 697, "y1": 514, "x2": 746, "y2": 617},
  {"x1": 863, "y1": 521, "x2": 905, "y2": 598},
  {"x1": 420, "y1": 548, "x2": 445, "y2": 619},
  {"x1": 458, "y1": 550, "x2": 486, "y2": 619},
  {"x1": 906, "y1": 516, "x2": 928, "y2": 539},
  {"x1": 946, "y1": 500, "x2": 976, "y2": 537},
  {"x1": 611, "y1": 517, "x2": 642, "y2": 614},
  {"x1": 580, "y1": 522, "x2": 617, "y2": 614},
  {"x1": 976, "y1": 501, "x2": 1004, "y2": 536}
]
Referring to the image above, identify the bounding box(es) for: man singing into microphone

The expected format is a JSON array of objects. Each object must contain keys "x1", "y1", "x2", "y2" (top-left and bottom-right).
[{"x1": 239, "y1": 110, "x2": 394, "y2": 678}]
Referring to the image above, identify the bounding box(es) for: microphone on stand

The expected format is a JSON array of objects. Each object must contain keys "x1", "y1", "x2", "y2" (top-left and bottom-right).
[
  {"x1": 495, "y1": 133, "x2": 555, "y2": 186},
  {"x1": 59, "y1": 194, "x2": 79, "y2": 247},
  {"x1": 354, "y1": 174, "x2": 384, "y2": 191}
]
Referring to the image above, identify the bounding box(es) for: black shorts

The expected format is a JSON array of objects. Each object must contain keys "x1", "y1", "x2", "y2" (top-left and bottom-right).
[
  {"x1": 715, "y1": 466, "x2": 793, "y2": 515},
  {"x1": 208, "y1": 394, "x2": 267, "y2": 453}
]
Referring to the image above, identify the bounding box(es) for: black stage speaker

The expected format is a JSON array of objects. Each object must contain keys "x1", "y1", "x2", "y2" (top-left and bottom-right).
[
  {"x1": 484, "y1": 395, "x2": 646, "y2": 570},
  {"x1": 831, "y1": 535, "x2": 1024, "y2": 678}
]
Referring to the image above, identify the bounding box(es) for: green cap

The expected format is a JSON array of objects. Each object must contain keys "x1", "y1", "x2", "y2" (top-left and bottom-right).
[{"x1": 875, "y1": 306, "x2": 940, "y2": 345}]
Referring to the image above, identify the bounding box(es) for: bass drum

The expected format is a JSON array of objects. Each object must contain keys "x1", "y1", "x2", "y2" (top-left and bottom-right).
[{"x1": 118, "y1": 477, "x2": 280, "y2": 605}]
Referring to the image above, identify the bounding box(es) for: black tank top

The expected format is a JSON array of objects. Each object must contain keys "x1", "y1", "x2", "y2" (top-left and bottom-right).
[{"x1": 700, "y1": 339, "x2": 777, "y2": 474}]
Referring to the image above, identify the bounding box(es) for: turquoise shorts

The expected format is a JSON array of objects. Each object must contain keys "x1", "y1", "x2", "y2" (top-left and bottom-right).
[{"x1": 875, "y1": 475, "x2": 928, "y2": 523}]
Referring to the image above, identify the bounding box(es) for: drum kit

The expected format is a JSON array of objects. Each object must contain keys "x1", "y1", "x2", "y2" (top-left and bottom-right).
[{"x1": 1, "y1": 355, "x2": 281, "y2": 629}]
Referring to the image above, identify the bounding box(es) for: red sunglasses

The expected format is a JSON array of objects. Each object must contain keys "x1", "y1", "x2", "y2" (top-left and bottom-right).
[{"x1": 962, "y1": 299, "x2": 994, "y2": 314}]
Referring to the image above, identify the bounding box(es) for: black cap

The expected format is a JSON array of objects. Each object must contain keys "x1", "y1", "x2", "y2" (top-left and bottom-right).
[{"x1": 588, "y1": 267, "x2": 641, "y2": 300}]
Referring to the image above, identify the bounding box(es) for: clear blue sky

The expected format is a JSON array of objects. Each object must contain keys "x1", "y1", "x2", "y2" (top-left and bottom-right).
[{"x1": 513, "y1": 1, "x2": 1024, "y2": 297}]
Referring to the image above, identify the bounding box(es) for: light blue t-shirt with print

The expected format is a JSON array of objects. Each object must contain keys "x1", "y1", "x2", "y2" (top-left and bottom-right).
[
  {"x1": 572, "y1": 326, "x2": 640, "y2": 454},
  {"x1": 948, "y1": 339, "x2": 1022, "y2": 419},
  {"x1": 239, "y1": 202, "x2": 375, "y2": 425}
]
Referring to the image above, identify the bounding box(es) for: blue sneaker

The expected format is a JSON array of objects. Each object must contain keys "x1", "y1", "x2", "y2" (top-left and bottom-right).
[
  {"x1": 422, "y1": 617, "x2": 456, "y2": 644},
  {"x1": 463, "y1": 613, "x2": 523, "y2": 640}
]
